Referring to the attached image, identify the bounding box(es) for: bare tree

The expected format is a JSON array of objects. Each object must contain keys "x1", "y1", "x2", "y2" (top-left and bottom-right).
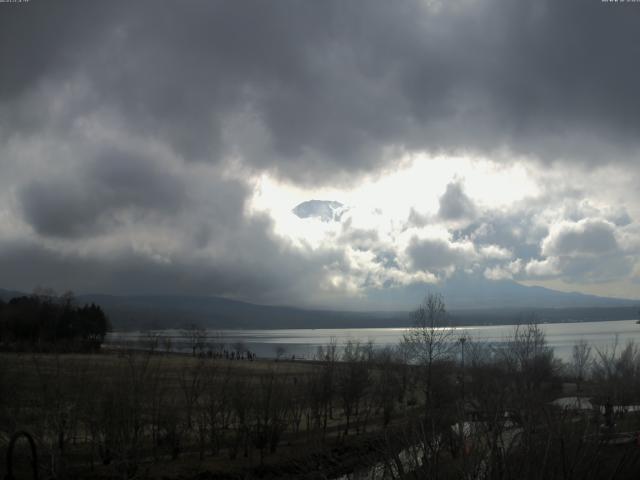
[
  {"x1": 337, "y1": 340, "x2": 370, "y2": 436},
  {"x1": 501, "y1": 317, "x2": 555, "y2": 394},
  {"x1": 373, "y1": 347, "x2": 401, "y2": 427},
  {"x1": 402, "y1": 292, "x2": 453, "y2": 408},
  {"x1": 143, "y1": 331, "x2": 160, "y2": 354},
  {"x1": 161, "y1": 335, "x2": 173, "y2": 354},
  {"x1": 201, "y1": 364, "x2": 233, "y2": 456},
  {"x1": 210, "y1": 330, "x2": 225, "y2": 356},
  {"x1": 274, "y1": 345, "x2": 287, "y2": 361},
  {"x1": 250, "y1": 368, "x2": 289, "y2": 464},
  {"x1": 229, "y1": 374, "x2": 252, "y2": 459},
  {"x1": 32, "y1": 354, "x2": 90, "y2": 478},
  {"x1": 231, "y1": 340, "x2": 247, "y2": 358},
  {"x1": 313, "y1": 338, "x2": 339, "y2": 438},
  {"x1": 593, "y1": 337, "x2": 640, "y2": 405},
  {"x1": 178, "y1": 358, "x2": 206, "y2": 436},
  {"x1": 183, "y1": 323, "x2": 207, "y2": 356},
  {"x1": 572, "y1": 338, "x2": 592, "y2": 394}
]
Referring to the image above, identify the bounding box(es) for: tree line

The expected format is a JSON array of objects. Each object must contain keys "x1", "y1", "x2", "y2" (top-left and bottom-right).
[{"x1": 0, "y1": 289, "x2": 111, "y2": 351}]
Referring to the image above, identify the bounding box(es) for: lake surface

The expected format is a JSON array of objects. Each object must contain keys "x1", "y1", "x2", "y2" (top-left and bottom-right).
[{"x1": 106, "y1": 319, "x2": 640, "y2": 362}]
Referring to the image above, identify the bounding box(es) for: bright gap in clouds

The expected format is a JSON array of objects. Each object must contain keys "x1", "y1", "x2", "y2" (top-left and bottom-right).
[{"x1": 248, "y1": 154, "x2": 539, "y2": 249}]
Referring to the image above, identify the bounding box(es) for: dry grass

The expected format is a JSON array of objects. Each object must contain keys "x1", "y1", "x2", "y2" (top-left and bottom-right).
[{"x1": 0, "y1": 351, "x2": 410, "y2": 479}]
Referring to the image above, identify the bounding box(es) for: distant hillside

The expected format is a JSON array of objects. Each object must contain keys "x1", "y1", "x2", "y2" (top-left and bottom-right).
[
  {"x1": 2, "y1": 286, "x2": 638, "y2": 330},
  {"x1": 366, "y1": 275, "x2": 639, "y2": 310},
  {"x1": 60, "y1": 294, "x2": 640, "y2": 330},
  {"x1": 0, "y1": 288, "x2": 26, "y2": 302},
  {"x1": 75, "y1": 293, "x2": 406, "y2": 330}
]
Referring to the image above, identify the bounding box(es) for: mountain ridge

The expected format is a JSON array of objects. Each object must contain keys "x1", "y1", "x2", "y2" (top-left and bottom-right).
[{"x1": 2, "y1": 280, "x2": 639, "y2": 330}]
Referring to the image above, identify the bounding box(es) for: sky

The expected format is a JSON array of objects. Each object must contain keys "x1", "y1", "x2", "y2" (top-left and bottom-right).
[{"x1": 1, "y1": 0, "x2": 640, "y2": 309}]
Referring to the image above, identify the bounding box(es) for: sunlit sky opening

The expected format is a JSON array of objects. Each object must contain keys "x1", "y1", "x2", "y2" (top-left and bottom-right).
[{"x1": 249, "y1": 154, "x2": 539, "y2": 249}]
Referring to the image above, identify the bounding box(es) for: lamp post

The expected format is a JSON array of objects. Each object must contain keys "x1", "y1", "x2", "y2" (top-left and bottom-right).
[
  {"x1": 459, "y1": 336, "x2": 468, "y2": 476},
  {"x1": 459, "y1": 336, "x2": 466, "y2": 407}
]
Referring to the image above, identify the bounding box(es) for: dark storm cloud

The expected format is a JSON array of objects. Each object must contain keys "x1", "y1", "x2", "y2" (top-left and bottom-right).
[
  {"x1": 3, "y1": 1, "x2": 640, "y2": 181},
  {"x1": 0, "y1": 218, "x2": 345, "y2": 305},
  {"x1": 2, "y1": 0, "x2": 640, "y2": 303},
  {"x1": 0, "y1": 2, "x2": 116, "y2": 100},
  {"x1": 19, "y1": 146, "x2": 187, "y2": 237}
]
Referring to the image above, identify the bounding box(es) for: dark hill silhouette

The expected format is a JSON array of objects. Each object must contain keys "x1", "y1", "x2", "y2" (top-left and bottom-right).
[{"x1": 2, "y1": 282, "x2": 638, "y2": 330}]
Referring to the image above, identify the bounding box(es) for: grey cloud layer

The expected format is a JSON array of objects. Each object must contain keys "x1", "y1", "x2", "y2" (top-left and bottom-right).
[
  {"x1": 3, "y1": 1, "x2": 640, "y2": 179},
  {"x1": 542, "y1": 220, "x2": 619, "y2": 257},
  {"x1": 20, "y1": 146, "x2": 188, "y2": 237},
  {"x1": 438, "y1": 181, "x2": 476, "y2": 221},
  {"x1": 1, "y1": 0, "x2": 640, "y2": 303}
]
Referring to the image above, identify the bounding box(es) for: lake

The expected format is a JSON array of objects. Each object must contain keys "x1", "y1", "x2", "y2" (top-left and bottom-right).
[{"x1": 105, "y1": 319, "x2": 640, "y2": 362}]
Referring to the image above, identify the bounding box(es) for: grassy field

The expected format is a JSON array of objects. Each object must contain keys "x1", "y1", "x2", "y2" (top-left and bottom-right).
[
  {"x1": 5, "y1": 328, "x2": 640, "y2": 479},
  {"x1": 0, "y1": 350, "x2": 420, "y2": 479}
]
